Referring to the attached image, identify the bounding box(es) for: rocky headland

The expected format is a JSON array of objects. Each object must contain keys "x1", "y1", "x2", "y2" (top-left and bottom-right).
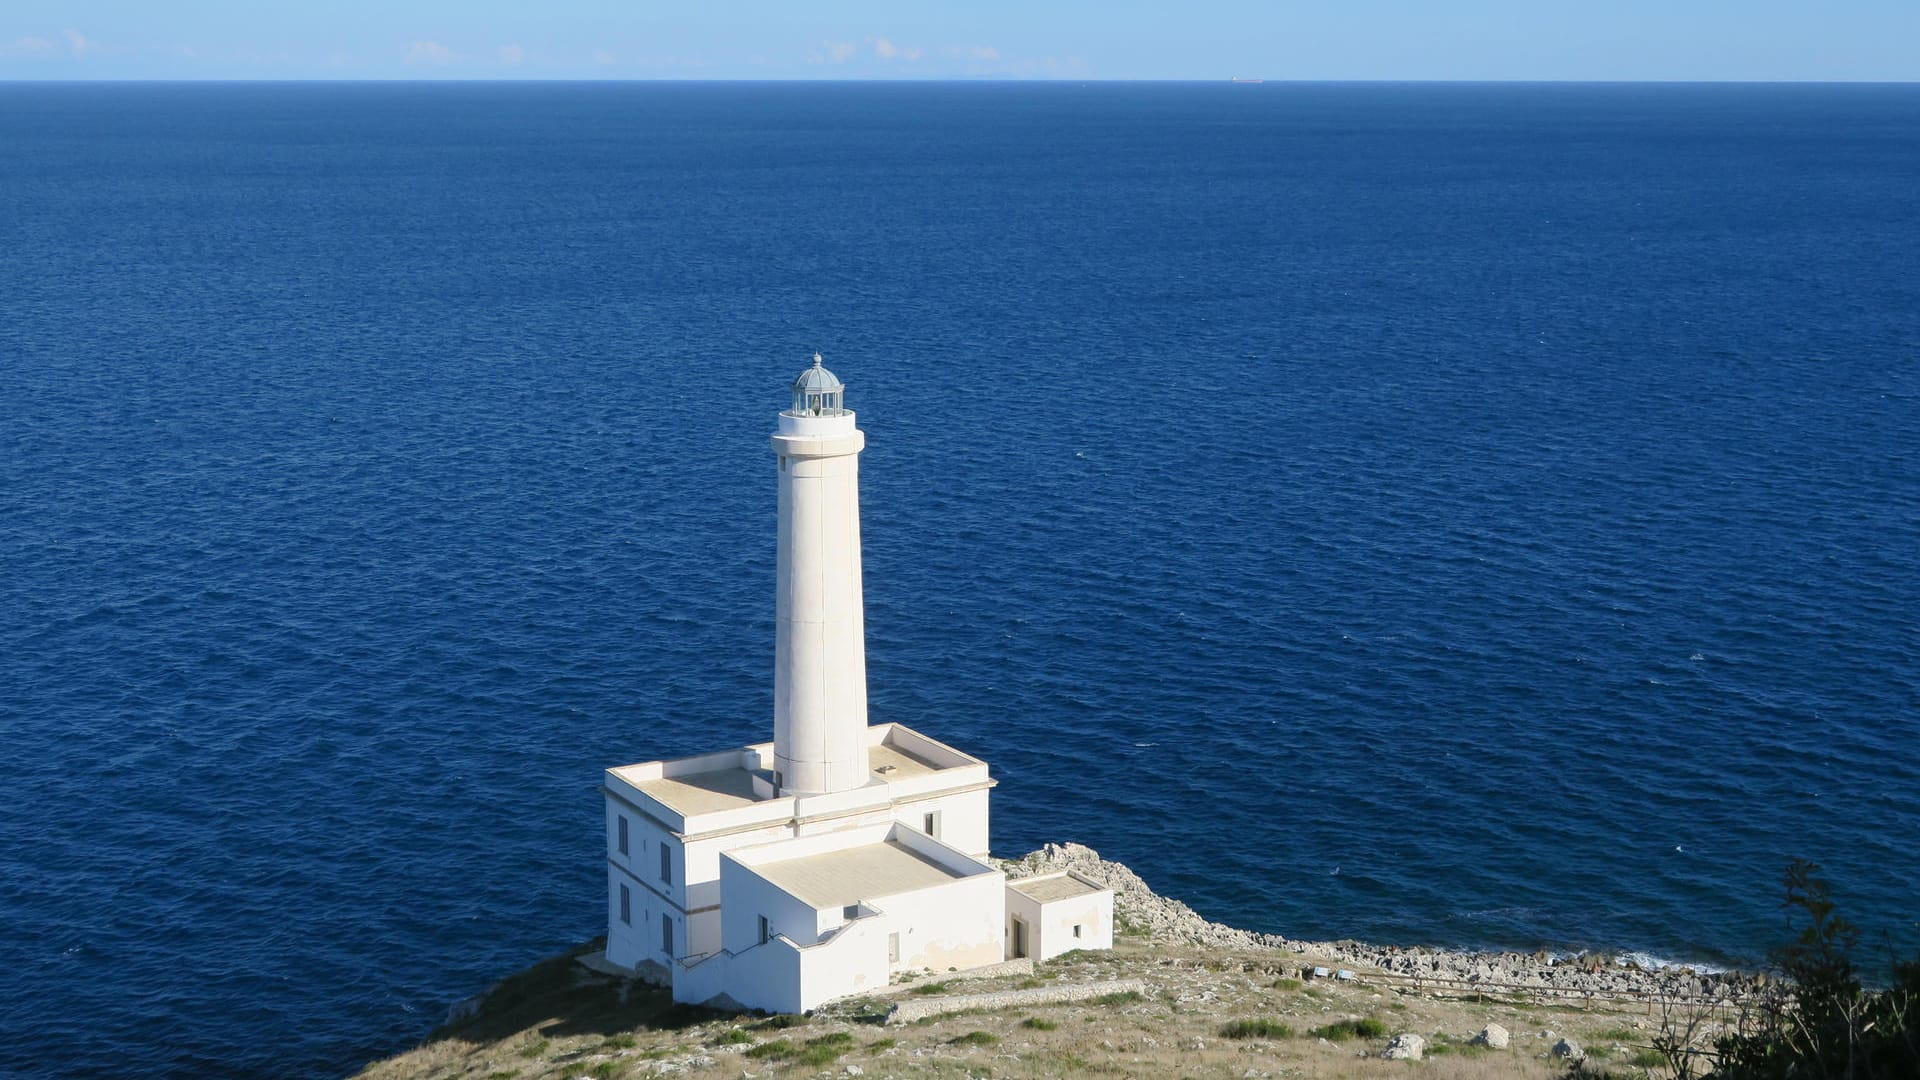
[{"x1": 355, "y1": 844, "x2": 1754, "y2": 1080}]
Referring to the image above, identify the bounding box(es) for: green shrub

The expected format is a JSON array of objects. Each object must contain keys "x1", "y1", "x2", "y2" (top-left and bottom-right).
[
  {"x1": 1708, "y1": 861, "x2": 1920, "y2": 1080},
  {"x1": 866, "y1": 1037, "x2": 896, "y2": 1054},
  {"x1": 950, "y1": 1031, "x2": 999, "y2": 1047},
  {"x1": 743, "y1": 1039, "x2": 794, "y2": 1060},
  {"x1": 1022, "y1": 1017, "x2": 1058, "y2": 1031},
  {"x1": 711, "y1": 1028, "x2": 752, "y2": 1046},
  {"x1": 1220, "y1": 1018, "x2": 1293, "y2": 1039},
  {"x1": 910, "y1": 982, "x2": 951, "y2": 995},
  {"x1": 1091, "y1": 990, "x2": 1143, "y2": 1005},
  {"x1": 588, "y1": 1063, "x2": 623, "y2": 1079},
  {"x1": 793, "y1": 1032, "x2": 855, "y2": 1066},
  {"x1": 1310, "y1": 1018, "x2": 1387, "y2": 1041},
  {"x1": 755, "y1": 1013, "x2": 809, "y2": 1030},
  {"x1": 1270, "y1": 977, "x2": 1303, "y2": 992},
  {"x1": 515, "y1": 1039, "x2": 549, "y2": 1059},
  {"x1": 599, "y1": 1034, "x2": 636, "y2": 1050}
]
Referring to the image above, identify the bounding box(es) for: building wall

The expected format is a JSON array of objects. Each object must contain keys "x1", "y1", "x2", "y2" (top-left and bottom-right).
[
  {"x1": 880, "y1": 870, "x2": 1006, "y2": 975},
  {"x1": 891, "y1": 787, "x2": 990, "y2": 857}
]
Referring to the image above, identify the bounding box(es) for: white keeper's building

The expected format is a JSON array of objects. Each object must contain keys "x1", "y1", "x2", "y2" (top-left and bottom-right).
[{"x1": 601, "y1": 356, "x2": 1112, "y2": 1014}]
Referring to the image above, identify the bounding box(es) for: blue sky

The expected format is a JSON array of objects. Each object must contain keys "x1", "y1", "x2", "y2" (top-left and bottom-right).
[{"x1": 4, "y1": 1, "x2": 1917, "y2": 82}]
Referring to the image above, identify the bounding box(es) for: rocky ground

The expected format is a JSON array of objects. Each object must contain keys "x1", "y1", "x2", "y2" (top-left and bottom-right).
[
  {"x1": 354, "y1": 846, "x2": 1749, "y2": 1080},
  {"x1": 1006, "y1": 844, "x2": 1756, "y2": 1005}
]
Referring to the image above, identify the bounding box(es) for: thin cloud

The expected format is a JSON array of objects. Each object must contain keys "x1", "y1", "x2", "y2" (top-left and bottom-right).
[
  {"x1": 869, "y1": 37, "x2": 922, "y2": 61},
  {"x1": 8, "y1": 35, "x2": 58, "y2": 53},
  {"x1": 63, "y1": 29, "x2": 95, "y2": 56},
  {"x1": 815, "y1": 39, "x2": 856, "y2": 64},
  {"x1": 406, "y1": 40, "x2": 450, "y2": 65},
  {"x1": 498, "y1": 43, "x2": 524, "y2": 66}
]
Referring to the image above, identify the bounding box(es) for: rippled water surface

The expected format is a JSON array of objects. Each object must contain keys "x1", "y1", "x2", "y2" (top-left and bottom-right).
[{"x1": 2, "y1": 82, "x2": 1917, "y2": 1079}]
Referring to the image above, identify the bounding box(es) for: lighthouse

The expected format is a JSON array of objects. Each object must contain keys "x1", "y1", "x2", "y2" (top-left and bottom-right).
[
  {"x1": 598, "y1": 355, "x2": 1113, "y2": 1014},
  {"x1": 771, "y1": 354, "x2": 870, "y2": 796}
]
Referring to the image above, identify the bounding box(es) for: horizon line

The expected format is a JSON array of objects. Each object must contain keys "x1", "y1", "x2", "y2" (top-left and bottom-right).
[{"x1": 4, "y1": 76, "x2": 1918, "y2": 86}]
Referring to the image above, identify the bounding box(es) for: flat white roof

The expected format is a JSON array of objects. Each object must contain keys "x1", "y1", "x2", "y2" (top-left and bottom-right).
[
  {"x1": 1009, "y1": 872, "x2": 1105, "y2": 904},
  {"x1": 867, "y1": 741, "x2": 940, "y2": 779},
  {"x1": 632, "y1": 767, "x2": 759, "y2": 815},
  {"x1": 750, "y1": 840, "x2": 963, "y2": 909}
]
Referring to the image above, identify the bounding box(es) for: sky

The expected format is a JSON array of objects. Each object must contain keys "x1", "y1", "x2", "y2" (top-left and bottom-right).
[{"x1": 3, "y1": 0, "x2": 1917, "y2": 82}]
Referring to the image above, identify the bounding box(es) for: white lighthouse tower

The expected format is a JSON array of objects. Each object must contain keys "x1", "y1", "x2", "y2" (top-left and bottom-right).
[{"x1": 772, "y1": 355, "x2": 870, "y2": 796}]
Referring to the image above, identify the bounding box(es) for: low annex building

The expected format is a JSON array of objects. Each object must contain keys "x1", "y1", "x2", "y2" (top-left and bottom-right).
[{"x1": 602, "y1": 357, "x2": 1112, "y2": 1015}]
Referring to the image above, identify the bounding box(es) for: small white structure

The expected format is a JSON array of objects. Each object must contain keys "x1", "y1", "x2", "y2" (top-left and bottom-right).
[
  {"x1": 602, "y1": 356, "x2": 1110, "y2": 1013},
  {"x1": 1005, "y1": 870, "x2": 1115, "y2": 962}
]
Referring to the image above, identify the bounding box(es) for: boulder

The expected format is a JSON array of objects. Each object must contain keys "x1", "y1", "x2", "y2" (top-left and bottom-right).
[
  {"x1": 1382, "y1": 1033, "x2": 1425, "y2": 1061},
  {"x1": 1551, "y1": 1037, "x2": 1585, "y2": 1061},
  {"x1": 1473, "y1": 1023, "x2": 1510, "y2": 1049}
]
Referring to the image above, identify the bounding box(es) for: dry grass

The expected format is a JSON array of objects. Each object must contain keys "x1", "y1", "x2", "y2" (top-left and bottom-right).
[{"x1": 353, "y1": 937, "x2": 1669, "y2": 1080}]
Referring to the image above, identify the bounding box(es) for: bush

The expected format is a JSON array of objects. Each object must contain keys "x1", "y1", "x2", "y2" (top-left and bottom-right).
[
  {"x1": 950, "y1": 1031, "x2": 999, "y2": 1047},
  {"x1": 1091, "y1": 990, "x2": 1143, "y2": 1005},
  {"x1": 1022, "y1": 1017, "x2": 1058, "y2": 1031},
  {"x1": 711, "y1": 1028, "x2": 752, "y2": 1046},
  {"x1": 910, "y1": 982, "x2": 951, "y2": 995},
  {"x1": 743, "y1": 1039, "x2": 794, "y2": 1059},
  {"x1": 1270, "y1": 977, "x2": 1304, "y2": 992},
  {"x1": 1310, "y1": 1018, "x2": 1387, "y2": 1041},
  {"x1": 1627, "y1": 861, "x2": 1920, "y2": 1080},
  {"x1": 1220, "y1": 1018, "x2": 1293, "y2": 1039}
]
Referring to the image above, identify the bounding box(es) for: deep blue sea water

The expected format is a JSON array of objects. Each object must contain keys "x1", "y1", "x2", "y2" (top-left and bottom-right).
[{"x1": 2, "y1": 81, "x2": 1916, "y2": 1079}]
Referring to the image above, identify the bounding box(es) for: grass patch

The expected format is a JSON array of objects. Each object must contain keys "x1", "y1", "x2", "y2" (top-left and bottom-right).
[
  {"x1": 753, "y1": 1013, "x2": 809, "y2": 1030},
  {"x1": 950, "y1": 1031, "x2": 1000, "y2": 1047},
  {"x1": 1015, "y1": 978, "x2": 1044, "y2": 989},
  {"x1": 1593, "y1": 1027, "x2": 1641, "y2": 1042},
  {"x1": 711, "y1": 1028, "x2": 752, "y2": 1046},
  {"x1": 588, "y1": 1063, "x2": 623, "y2": 1079},
  {"x1": 1220, "y1": 1018, "x2": 1293, "y2": 1040},
  {"x1": 1270, "y1": 977, "x2": 1303, "y2": 992},
  {"x1": 743, "y1": 1032, "x2": 854, "y2": 1066},
  {"x1": 909, "y1": 982, "x2": 951, "y2": 995},
  {"x1": 1310, "y1": 1018, "x2": 1388, "y2": 1042},
  {"x1": 795, "y1": 1033, "x2": 856, "y2": 1067},
  {"x1": 866, "y1": 1038, "x2": 897, "y2": 1054},
  {"x1": 1022, "y1": 1017, "x2": 1058, "y2": 1031},
  {"x1": 1091, "y1": 990, "x2": 1143, "y2": 1005},
  {"x1": 515, "y1": 1039, "x2": 549, "y2": 1059},
  {"x1": 599, "y1": 1034, "x2": 636, "y2": 1050},
  {"x1": 1630, "y1": 1049, "x2": 1667, "y2": 1068}
]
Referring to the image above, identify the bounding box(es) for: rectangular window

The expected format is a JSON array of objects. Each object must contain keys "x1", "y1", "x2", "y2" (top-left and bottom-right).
[
  {"x1": 923, "y1": 810, "x2": 941, "y2": 839},
  {"x1": 619, "y1": 884, "x2": 631, "y2": 925},
  {"x1": 842, "y1": 904, "x2": 860, "y2": 920},
  {"x1": 887, "y1": 932, "x2": 900, "y2": 963},
  {"x1": 617, "y1": 816, "x2": 629, "y2": 856},
  {"x1": 661, "y1": 913, "x2": 672, "y2": 955},
  {"x1": 1073, "y1": 923, "x2": 1083, "y2": 939},
  {"x1": 659, "y1": 844, "x2": 672, "y2": 885},
  {"x1": 758, "y1": 915, "x2": 770, "y2": 945}
]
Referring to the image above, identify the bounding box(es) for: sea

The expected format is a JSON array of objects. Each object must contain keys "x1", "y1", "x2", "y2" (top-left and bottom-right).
[{"x1": 1, "y1": 81, "x2": 1915, "y2": 1079}]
